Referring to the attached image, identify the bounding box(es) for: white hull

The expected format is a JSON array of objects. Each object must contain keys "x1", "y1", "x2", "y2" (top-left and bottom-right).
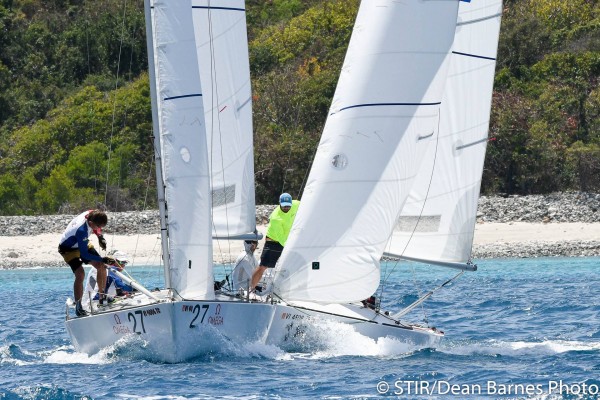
[
  {"x1": 268, "y1": 301, "x2": 443, "y2": 348},
  {"x1": 65, "y1": 290, "x2": 276, "y2": 363},
  {"x1": 66, "y1": 292, "x2": 442, "y2": 361}
]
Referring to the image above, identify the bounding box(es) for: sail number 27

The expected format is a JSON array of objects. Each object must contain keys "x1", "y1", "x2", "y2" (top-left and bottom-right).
[
  {"x1": 125, "y1": 307, "x2": 161, "y2": 335},
  {"x1": 189, "y1": 304, "x2": 210, "y2": 328}
]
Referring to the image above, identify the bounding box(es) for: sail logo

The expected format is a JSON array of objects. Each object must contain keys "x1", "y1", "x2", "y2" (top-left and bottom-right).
[
  {"x1": 208, "y1": 304, "x2": 223, "y2": 326},
  {"x1": 208, "y1": 315, "x2": 223, "y2": 326},
  {"x1": 113, "y1": 324, "x2": 132, "y2": 335}
]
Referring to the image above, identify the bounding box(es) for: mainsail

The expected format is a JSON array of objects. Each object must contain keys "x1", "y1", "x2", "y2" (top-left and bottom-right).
[
  {"x1": 273, "y1": 1, "x2": 460, "y2": 303},
  {"x1": 192, "y1": 0, "x2": 258, "y2": 239},
  {"x1": 150, "y1": 0, "x2": 214, "y2": 299},
  {"x1": 388, "y1": 0, "x2": 503, "y2": 268}
]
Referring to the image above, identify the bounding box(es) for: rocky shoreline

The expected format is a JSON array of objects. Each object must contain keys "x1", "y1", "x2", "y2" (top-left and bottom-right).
[
  {"x1": 473, "y1": 192, "x2": 600, "y2": 258},
  {"x1": 1, "y1": 192, "x2": 599, "y2": 261}
]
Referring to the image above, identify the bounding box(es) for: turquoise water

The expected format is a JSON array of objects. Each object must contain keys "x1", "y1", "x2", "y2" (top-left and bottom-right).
[{"x1": 0, "y1": 257, "x2": 599, "y2": 399}]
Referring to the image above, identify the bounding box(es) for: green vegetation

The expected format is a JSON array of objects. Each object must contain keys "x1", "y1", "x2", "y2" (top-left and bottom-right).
[{"x1": 0, "y1": 0, "x2": 599, "y2": 215}]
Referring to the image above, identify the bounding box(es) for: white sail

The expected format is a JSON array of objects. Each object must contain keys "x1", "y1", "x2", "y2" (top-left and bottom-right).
[
  {"x1": 192, "y1": 0, "x2": 258, "y2": 239},
  {"x1": 152, "y1": 0, "x2": 214, "y2": 299},
  {"x1": 389, "y1": 0, "x2": 503, "y2": 266},
  {"x1": 273, "y1": 0, "x2": 460, "y2": 303}
]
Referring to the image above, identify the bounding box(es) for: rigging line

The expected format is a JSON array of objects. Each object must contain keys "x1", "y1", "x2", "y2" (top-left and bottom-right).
[
  {"x1": 108, "y1": 157, "x2": 124, "y2": 250},
  {"x1": 108, "y1": 2, "x2": 140, "y2": 251},
  {"x1": 139, "y1": 140, "x2": 164, "y2": 285},
  {"x1": 297, "y1": 142, "x2": 318, "y2": 199},
  {"x1": 382, "y1": 113, "x2": 442, "y2": 284},
  {"x1": 103, "y1": 0, "x2": 130, "y2": 209},
  {"x1": 109, "y1": 4, "x2": 140, "y2": 210},
  {"x1": 82, "y1": 5, "x2": 100, "y2": 200},
  {"x1": 128, "y1": 144, "x2": 157, "y2": 267},
  {"x1": 146, "y1": 133, "x2": 168, "y2": 275},
  {"x1": 392, "y1": 271, "x2": 464, "y2": 320},
  {"x1": 204, "y1": 1, "x2": 234, "y2": 266},
  {"x1": 85, "y1": 16, "x2": 100, "y2": 204},
  {"x1": 281, "y1": 75, "x2": 302, "y2": 197},
  {"x1": 113, "y1": 5, "x2": 139, "y2": 212},
  {"x1": 412, "y1": 262, "x2": 429, "y2": 324},
  {"x1": 281, "y1": 151, "x2": 291, "y2": 195},
  {"x1": 378, "y1": 109, "x2": 444, "y2": 322},
  {"x1": 80, "y1": 3, "x2": 104, "y2": 213}
]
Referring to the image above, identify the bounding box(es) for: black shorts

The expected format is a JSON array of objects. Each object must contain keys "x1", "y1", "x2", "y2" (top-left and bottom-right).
[
  {"x1": 58, "y1": 244, "x2": 100, "y2": 273},
  {"x1": 260, "y1": 241, "x2": 284, "y2": 268}
]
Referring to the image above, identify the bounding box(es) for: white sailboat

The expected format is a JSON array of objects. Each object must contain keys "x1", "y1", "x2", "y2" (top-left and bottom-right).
[
  {"x1": 65, "y1": 0, "x2": 274, "y2": 362},
  {"x1": 265, "y1": 0, "x2": 503, "y2": 347},
  {"x1": 66, "y1": 0, "x2": 503, "y2": 360}
]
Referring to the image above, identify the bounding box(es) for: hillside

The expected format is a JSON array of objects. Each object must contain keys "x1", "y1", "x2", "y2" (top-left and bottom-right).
[{"x1": 0, "y1": 0, "x2": 599, "y2": 215}]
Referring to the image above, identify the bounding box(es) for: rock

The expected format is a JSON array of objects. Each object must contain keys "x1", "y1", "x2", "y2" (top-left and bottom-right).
[{"x1": 1, "y1": 192, "x2": 600, "y2": 260}]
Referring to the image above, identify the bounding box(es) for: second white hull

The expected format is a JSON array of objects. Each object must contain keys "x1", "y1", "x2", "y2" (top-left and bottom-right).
[
  {"x1": 66, "y1": 292, "x2": 442, "y2": 361},
  {"x1": 267, "y1": 301, "x2": 443, "y2": 349}
]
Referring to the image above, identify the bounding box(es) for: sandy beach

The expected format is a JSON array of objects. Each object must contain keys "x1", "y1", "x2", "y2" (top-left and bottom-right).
[
  {"x1": 1, "y1": 222, "x2": 599, "y2": 268},
  {"x1": 472, "y1": 221, "x2": 600, "y2": 244}
]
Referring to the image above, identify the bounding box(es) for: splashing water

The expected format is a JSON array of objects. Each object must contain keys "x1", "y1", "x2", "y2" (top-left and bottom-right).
[{"x1": 0, "y1": 258, "x2": 599, "y2": 399}]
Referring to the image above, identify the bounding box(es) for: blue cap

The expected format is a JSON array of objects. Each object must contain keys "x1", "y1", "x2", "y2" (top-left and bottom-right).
[{"x1": 279, "y1": 193, "x2": 292, "y2": 207}]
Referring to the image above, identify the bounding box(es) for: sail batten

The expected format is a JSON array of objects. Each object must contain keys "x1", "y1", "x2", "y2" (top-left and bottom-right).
[
  {"x1": 452, "y1": 51, "x2": 496, "y2": 61},
  {"x1": 163, "y1": 93, "x2": 203, "y2": 101},
  {"x1": 337, "y1": 102, "x2": 442, "y2": 112},
  {"x1": 192, "y1": 6, "x2": 245, "y2": 12}
]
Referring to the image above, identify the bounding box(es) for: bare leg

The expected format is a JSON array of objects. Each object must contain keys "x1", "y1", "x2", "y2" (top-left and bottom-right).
[
  {"x1": 91, "y1": 261, "x2": 107, "y2": 300},
  {"x1": 250, "y1": 266, "x2": 267, "y2": 291},
  {"x1": 73, "y1": 267, "x2": 85, "y2": 302}
]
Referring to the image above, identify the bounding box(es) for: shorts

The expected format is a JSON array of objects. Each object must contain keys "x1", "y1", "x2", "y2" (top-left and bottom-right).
[
  {"x1": 58, "y1": 243, "x2": 100, "y2": 273},
  {"x1": 260, "y1": 240, "x2": 284, "y2": 268}
]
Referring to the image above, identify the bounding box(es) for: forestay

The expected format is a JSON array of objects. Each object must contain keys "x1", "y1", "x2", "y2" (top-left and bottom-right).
[
  {"x1": 192, "y1": 0, "x2": 258, "y2": 239},
  {"x1": 389, "y1": 0, "x2": 503, "y2": 267},
  {"x1": 151, "y1": 0, "x2": 214, "y2": 299},
  {"x1": 274, "y1": 1, "x2": 460, "y2": 303}
]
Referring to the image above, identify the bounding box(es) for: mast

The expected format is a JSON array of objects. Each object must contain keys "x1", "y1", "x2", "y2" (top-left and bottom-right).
[{"x1": 144, "y1": 0, "x2": 171, "y2": 288}]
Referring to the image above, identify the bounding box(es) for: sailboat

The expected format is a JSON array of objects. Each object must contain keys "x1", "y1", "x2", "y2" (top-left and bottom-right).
[
  {"x1": 66, "y1": 0, "x2": 503, "y2": 360},
  {"x1": 65, "y1": 0, "x2": 275, "y2": 362},
  {"x1": 265, "y1": 0, "x2": 503, "y2": 346}
]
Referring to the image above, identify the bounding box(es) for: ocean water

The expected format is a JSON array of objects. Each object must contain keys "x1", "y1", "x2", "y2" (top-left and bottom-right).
[{"x1": 0, "y1": 257, "x2": 599, "y2": 399}]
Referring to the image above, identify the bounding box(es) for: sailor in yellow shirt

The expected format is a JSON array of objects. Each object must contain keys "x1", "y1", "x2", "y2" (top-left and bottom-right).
[{"x1": 250, "y1": 193, "x2": 300, "y2": 291}]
